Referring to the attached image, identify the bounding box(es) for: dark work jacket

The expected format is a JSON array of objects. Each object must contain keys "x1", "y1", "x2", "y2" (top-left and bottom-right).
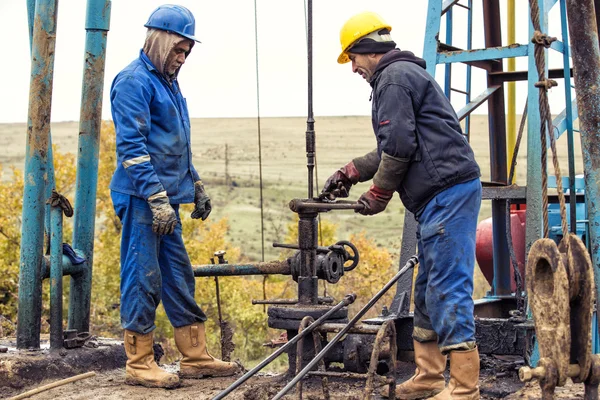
[{"x1": 369, "y1": 49, "x2": 480, "y2": 214}]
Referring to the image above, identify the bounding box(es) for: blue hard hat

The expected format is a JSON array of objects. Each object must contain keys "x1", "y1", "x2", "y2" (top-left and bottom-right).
[{"x1": 144, "y1": 4, "x2": 201, "y2": 43}]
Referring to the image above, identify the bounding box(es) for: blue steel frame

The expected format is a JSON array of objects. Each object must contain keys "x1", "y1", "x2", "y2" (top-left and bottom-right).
[
  {"x1": 16, "y1": 0, "x2": 111, "y2": 349},
  {"x1": 421, "y1": 0, "x2": 584, "y2": 357}
]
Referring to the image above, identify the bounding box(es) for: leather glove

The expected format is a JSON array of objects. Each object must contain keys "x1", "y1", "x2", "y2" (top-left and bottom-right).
[
  {"x1": 320, "y1": 161, "x2": 361, "y2": 201},
  {"x1": 147, "y1": 191, "x2": 178, "y2": 235},
  {"x1": 191, "y1": 181, "x2": 212, "y2": 221},
  {"x1": 356, "y1": 185, "x2": 394, "y2": 216}
]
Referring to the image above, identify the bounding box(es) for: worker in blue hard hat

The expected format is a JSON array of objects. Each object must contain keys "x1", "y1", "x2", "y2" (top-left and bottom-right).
[
  {"x1": 109, "y1": 4, "x2": 240, "y2": 388},
  {"x1": 322, "y1": 12, "x2": 482, "y2": 400}
]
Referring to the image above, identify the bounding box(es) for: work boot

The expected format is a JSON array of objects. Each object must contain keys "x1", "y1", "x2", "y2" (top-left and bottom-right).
[
  {"x1": 382, "y1": 340, "x2": 446, "y2": 399},
  {"x1": 430, "y1": 347, "x2": 480, "y2": 400},
  {"x1": 174, "y1": 322, "x2": 240, "y2": 378},
  {"x1": 123, "y1": 329, "x2": 180, "y2": 388}
]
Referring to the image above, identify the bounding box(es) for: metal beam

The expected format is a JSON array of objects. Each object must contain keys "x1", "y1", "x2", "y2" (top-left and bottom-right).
[
  {"x1": 457, "y1": 86, "x2": 500, "y2": 121},
  {"x1": 437, "y1": 45, "x2": 528, "y2": 64},
  {"x1": 488, "y1": 68, "x2": 572, "y2": 83}
]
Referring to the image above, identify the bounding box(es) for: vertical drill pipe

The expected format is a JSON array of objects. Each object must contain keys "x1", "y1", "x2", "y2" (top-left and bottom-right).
[
  {"x1": 507, "y1": 0, "x2": 516, "y2": 180},
  {"x1": 483, "y1": 0, "x2": 511, "y2": 296},
  {"x1": 27, "y1": 0, "x2": 57, "y2": 263},
  {"x1": 212, "y1": 295, "x2": 356, "y2": 400},
  {"x1": 17, "y1": 0, "x2": 59, "y2": 349},
  {"x1": 272, "y1": 255, "x2": 418, "y2": 400},
  {"x1": 305, "y1": 0, "x2": 315, "y2": 199},
  {"x1": 69, "y1": 0, "x2": 111, "y2": 333},
  {"x1": 298, "y1": 213, "x2": 318, "y2": 304},
  {"x1": 525, "y1": 0, "x2": 547, "y2": 251},
  {"x1": 50, "y1": 206, "x2": 63, "y2": 349},
  {"x1": 565, "y1": 0, "x2": 600, "y2": 347},
  {"x1": 559, "y1": 0, "x2": 578, "y2": 233}
]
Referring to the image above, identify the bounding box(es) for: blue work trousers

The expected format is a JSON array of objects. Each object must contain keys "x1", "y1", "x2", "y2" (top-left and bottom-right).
[
  {"x1": 413, "y1": 178, "x2": 481, "y2": 353},
  {"x1": 111, "y1": 191, "x2": 207, "y2": 334}
]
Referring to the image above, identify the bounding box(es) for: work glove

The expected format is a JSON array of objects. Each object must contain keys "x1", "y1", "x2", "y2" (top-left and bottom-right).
[
  {"x1": 191, "y1": 181, "x2": 212, "y2": 221},
  {"x1": 356, "y1": 185, "x2": 394, "y2": 216},
  {"x1": 320, "y1": 161, "x2": 361, "y2": 201},
  {"x1": 147, "y1": 191, "x2": 178, "y2": 235}
]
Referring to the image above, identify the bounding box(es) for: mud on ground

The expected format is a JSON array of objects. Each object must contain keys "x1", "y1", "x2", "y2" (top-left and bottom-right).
[{"x1": 1, "y1": 354, "x2": 586, "y2": 399}]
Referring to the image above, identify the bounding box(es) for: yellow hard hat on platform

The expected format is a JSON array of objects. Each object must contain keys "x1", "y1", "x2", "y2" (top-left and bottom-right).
[{"x1": 338, "y1": 11, "x2": 393, "y2": 64}]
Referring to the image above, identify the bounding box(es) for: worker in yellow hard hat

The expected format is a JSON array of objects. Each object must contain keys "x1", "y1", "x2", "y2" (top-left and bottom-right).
[{"x1": 322, "y1": 11, "x2": 482, "y2": 400}]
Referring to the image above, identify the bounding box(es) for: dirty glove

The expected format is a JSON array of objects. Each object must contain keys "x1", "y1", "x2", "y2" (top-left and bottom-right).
[
  {"x1": 147, "y1": 191, "x2": 178, "y2": 235},
  {"x1": 320, "y1": 161, "x2": 361, "y2": 200},
  {"x1": 191, "y1": 181, "x2": 212, "y2": 221},
  {"x1": 356, "y1": 185, "x2": 394, "y2": 216}
]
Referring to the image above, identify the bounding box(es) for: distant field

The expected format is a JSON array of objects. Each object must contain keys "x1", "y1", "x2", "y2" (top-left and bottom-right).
[{"x1": 0, "y1": 115, "x2": 585, "y2": 298}]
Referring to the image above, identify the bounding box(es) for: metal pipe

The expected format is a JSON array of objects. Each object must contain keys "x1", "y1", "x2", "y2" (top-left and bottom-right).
[
  {"x1": 49, "y1": 206, "x2": 63, "y2": 349},
  {"x1": 465, "y1": 0, "x2": 473, "y2": 139},
  {"x1": 305, "y1": 0, "x2": 315, "y2": 199},
  {"x1": 559, "y1": 0, "x2": 577, "y2": 233},
  {"x1": 17, "y1": 0, "x2": 59, "y2": 350},
  {"x1": 40, "y1": 254, "x2": 86, "y2": 280},
  {"x1": 315, "y1": 322, "x2": 381, "y2": 334},
  {"x1": 69, "y1": 0, "x2": 111, "y2": 333},
  {"x1": 565, "y1": 0, "x2": 600, "y2": 350},
  {"x1": 193, "y1": 260, "x2": 291, "y2": 277},
  {"x1": 444, "y1": 7, "x2": 453, "y2": 99},
  {"x1": 27, "y1": 0, "x2": 58, "y2": 271},
  {"x1": 212, "y1": 294, "x2": 356, "y2": 400},
  {"x1": 507, "y1": 0, "x2": 516, "y2": 181},
  {"x1": 525, "y1": 0, "x2": 547, "y2": 252},
  {"x1": 289, "y1": 199, "x2": 364, "y2": 213},
  {"x1": 252, "y1": 297, "x2": 334, "y2": 305},
  {"x1": 297, "y1": 213, "x2": 318, "y2": 304},
  {"x1": 483, "y1": 0, "x2": 511, "y2": 297},
  {"x1": 272, "y1": 255, "x2": 418, "y2": 400}
]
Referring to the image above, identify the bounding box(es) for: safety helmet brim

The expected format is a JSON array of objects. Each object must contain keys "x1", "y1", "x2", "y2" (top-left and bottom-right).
[
  {"x1": 338, "y1": 52, "x2": 350, "y2": 64},
  {"x1": 144, "y1": 23, "x2": 201, "y2": 43}
]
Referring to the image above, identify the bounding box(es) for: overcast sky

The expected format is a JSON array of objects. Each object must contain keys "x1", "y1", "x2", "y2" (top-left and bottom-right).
[{"x1": 0, "y1": 0, "x2": 570, "y2": 123}]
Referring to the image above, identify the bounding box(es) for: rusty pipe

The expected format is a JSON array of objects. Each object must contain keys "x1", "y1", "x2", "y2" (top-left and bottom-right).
[
  {"x1": 289, "y1": 199, "x2": 365, "y2": 213},
  {"x1": 193, "y1": 260, "x2": 291, "y2": 277}
]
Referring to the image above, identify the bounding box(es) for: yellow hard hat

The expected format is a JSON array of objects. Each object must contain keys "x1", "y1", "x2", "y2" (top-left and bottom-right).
[{"x1": 338, "y1": 11, "x2": 392, "y2": 64}]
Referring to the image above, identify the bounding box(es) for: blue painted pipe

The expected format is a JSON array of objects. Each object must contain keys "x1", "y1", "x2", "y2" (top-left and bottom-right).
[
  {"x1": 17, "y1": 0, "x2": 59, "y2": 350},
  {"x1": 41, "y1": 254, "x2": 86, "y2": 280},
  {"x1": 28, "y1": 0, "x2": 58, "y2": 275},
  {"x1": 525, "y1": 0, "x2": 547, "y2": 252},
  {"x1": 50, "y1": 205, "x2": 63, "y2": 350},
  {"x1": 69, "y1": 0, "x2": 111, "y2": 333},
  {"x1": 564, "y1": 0, "x2": 600, "y2": 353}
]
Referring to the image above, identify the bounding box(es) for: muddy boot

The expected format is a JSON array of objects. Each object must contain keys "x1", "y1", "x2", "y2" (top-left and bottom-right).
[
  {"x1": 382, "y1": 340, "x2": 446, "y2": 399},
  {"x1": 174, "y1": 322, "x2": 240, "y2": 378},
  {"x1": 123, "y1": 329, "x2": 180, "y2": 388},
  {"x1": 430, "y1": 347, "x2": 479, "y2": 400}
]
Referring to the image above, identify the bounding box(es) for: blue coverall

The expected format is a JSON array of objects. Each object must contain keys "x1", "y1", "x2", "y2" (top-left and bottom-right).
[{"x1": 110, "y1": 50, "x2": 206, "y2": 333}]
